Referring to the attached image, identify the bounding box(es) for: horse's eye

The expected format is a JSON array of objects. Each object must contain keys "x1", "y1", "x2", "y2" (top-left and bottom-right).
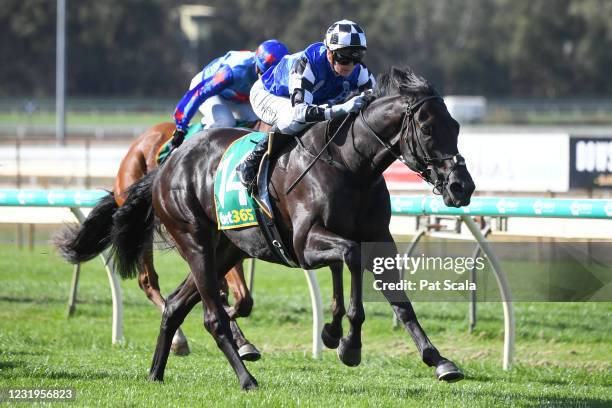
[{"x1": 420, "y1": 124, "x2": 431, "y2": 135}]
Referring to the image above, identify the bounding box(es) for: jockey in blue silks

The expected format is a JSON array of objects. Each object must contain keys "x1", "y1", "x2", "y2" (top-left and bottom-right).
[
  {"x1": 168, "y1": 39, "x2": 290, "y2": 151},
  {"x1": 237, "y1": 20, "x2": 375, "y2": 191}
]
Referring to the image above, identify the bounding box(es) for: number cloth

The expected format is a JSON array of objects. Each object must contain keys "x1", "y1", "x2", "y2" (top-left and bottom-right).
[{"x1": 213, "y1": 132, "x2": 268, "y2": 230}]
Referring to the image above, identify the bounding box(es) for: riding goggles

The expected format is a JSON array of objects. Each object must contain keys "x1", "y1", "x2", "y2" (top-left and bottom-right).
[{"x1": 332, "y1": 48, "x2": 365, "y2": 65}]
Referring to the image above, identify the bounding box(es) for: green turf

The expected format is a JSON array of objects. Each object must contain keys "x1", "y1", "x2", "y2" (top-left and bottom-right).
[{"x1": 0, "y1": 244, "x2": 610, "y2": 407}]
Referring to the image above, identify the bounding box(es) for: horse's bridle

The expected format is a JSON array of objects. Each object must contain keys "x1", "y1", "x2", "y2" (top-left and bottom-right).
[{"x1": 359, "y1": 94, "x2": 466, "y2": 194}]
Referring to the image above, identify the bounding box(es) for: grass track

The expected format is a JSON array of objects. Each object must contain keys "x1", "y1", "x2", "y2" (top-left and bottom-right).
[{"x1": 0, "y1": 244, "x2": 610, "y2": 407}]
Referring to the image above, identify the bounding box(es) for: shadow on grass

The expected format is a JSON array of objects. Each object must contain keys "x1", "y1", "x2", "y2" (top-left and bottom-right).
[
  {"x1": 0, "y1": 296, "x2": 158, "y2": 309},
  {"x1": 354, "y1": 380, "x2": 610, "y2": 406},
  {"x1": 25, "y1": 369, "x2": 116, "y2": 380},
  {"x1": 461, "y1": 388, "x2": 610, "y2": 407},
  {"x1": 1, "y1": 350, "x2": 44, "y2": 356},
  {"x1": 467, "y1": 368, "x2": 607, "y2": 387},
  {"x1": 1, "y1": 357, "x2": 116, "y2": 381},
  {"x1": 0, "y1": 360, "x2": 23, "y2": 371},
  {"x1": 0, "y1": 296, "x2": 66, "y2": 304}
]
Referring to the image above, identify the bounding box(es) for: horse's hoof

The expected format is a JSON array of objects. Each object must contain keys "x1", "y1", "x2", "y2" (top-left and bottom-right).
[
  {"x1": 148, "y1": 372, "x2": 164, "y2": 382},
  {"x1": 240, "y1": 377, "x2": 259, "y2": 391},
  {"x1": 435, "y1": 360, "x2": 464, "y2": 383},
  {"x1": 321, "y1": 323, "x2": 341, "y2": 349},
  {"x1": 337, "y1": 338, "x2": 361, "y2": 367},
  {"x1": 171, "y1": 340, "x2": 190, "y2": 356},
  {"x1": 238, "y1": 343, "x2": 261, "y2": 361}
]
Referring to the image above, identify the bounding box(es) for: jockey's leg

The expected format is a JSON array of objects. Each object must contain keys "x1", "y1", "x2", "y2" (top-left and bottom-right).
[
  {"x1": 199, "y1": 95, "x2": 237, "y2": 129},
  {"x1": 236, "y1": 131, "x2": 272, "y2": 192},
  {"x1": 230, "y1": 100, "x2": 259, "y2": 125},
  {"x1": 237, "y1": 79, "x2": 306, "y2": 190},
  {"x1": 249, "y1": 78, "x2": 287, "y2": 127}
]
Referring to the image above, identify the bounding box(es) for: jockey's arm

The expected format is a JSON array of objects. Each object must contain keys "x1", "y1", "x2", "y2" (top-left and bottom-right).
[
  {"x1": 286, "y1": 57, "x2": 329, "y2": 125},
  {"x1": 279, "y1": 58, "x2": 376, "y2": 133},
  {"x1": 173, "y1": 65, "x2": 234, "y2": 132},
  {"x1": 357, "y1": 64, "x2": 376, "y2": 93}
]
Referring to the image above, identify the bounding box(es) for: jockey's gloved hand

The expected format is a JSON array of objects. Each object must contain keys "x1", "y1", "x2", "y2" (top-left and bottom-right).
[
  {"x1": 171, "y1": 128, "x2": 186, "y2": 148},
  {"x1": 329, "y1": 94, "x2": 364, "y2": 117}
]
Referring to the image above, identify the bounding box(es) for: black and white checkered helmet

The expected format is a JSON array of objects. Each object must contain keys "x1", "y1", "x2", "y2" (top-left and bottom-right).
[{"x1": 324, "y1": 19, "x2": 367, "y2": 51}]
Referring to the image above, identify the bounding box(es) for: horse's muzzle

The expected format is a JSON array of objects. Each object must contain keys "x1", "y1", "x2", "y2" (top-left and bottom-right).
[{"x1": 443, "y1": 165, "x2": 475, "y2": 208}]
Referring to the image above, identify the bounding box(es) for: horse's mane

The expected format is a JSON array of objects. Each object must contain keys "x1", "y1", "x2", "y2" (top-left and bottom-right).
[{"x1": 374, "y1": 66, "x2": 437, "y2": 98}]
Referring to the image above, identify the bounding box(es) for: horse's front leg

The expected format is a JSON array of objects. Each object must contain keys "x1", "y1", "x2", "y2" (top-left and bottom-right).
[
  {"x1": 302, "y1": 227, "x2": 364, "y2": 367},
  {"x1": 366, "y1": 232, "x2": 464, "y2": 382},
  {"x1": 321, "y1": 262, "x2": 345, "y2": 349}
]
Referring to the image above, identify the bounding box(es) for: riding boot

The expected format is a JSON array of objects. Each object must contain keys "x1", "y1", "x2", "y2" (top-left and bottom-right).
[{"x1": 236, "y1": 131, "x2": 271, "y2": 193}]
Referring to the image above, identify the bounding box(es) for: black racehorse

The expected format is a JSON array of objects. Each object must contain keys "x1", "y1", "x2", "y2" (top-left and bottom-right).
[{"x1": 57, "y1": 66, "x2": 475, "y2": 390}]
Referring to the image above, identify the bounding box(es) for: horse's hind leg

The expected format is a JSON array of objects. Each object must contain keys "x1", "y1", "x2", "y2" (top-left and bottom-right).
[
  {"x1": 201, "y1": 288, "x2": 258, "y2": 390},
  {"x1": 149, "y1": 275, "x2": 200, "y2": 382},
  {"x1": 321, "y1": 262, "x2": 345, "y2": 349},
  {"x1": 138, "y1": 238, "x2": 190, "y2": 355},
  {"x1": 171, "y1": 228, "x2": 257, "y2": 390},
  {"x1": 370, "y1": 232, "x2": 464, "y2": 382}
]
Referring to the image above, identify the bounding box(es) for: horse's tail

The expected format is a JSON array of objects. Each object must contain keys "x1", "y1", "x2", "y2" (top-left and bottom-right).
[
  {"x1": 53, "y1": 192, "x2": 118, "y2": 264},
  {"x1": 110, "y1": 169, "x2": 158, "y2": 280}
]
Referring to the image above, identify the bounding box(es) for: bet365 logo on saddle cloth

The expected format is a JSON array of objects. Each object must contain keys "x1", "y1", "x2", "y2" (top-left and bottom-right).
[{"x1": 213, "y1": 132, "x2": 267, "y2": 230}]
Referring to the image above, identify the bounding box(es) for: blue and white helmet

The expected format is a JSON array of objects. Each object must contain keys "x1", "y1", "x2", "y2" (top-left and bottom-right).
[{"x1": 324, "y1": 20, "x2": 367, "y2": 51}]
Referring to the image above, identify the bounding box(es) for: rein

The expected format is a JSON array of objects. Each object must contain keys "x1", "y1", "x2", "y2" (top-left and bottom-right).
[{"x1": 358, "y1": 109, "x2": 408, "y2": 167}]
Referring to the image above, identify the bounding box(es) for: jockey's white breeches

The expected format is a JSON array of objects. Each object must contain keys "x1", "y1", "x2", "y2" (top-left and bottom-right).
[
  {"x1": 198, "y1": 95, "x2": 259, "y2": 129},
  {"x1": 249, "y1": 78, "x2": 310, "y2": 134}
]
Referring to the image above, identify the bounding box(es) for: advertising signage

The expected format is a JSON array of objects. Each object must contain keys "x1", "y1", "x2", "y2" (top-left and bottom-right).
[{"x1": 570, "y1": 136, "x2": 612, "y2": 189}]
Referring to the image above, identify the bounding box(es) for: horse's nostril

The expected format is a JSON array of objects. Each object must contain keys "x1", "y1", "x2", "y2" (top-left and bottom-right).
[{"x1": 449, "y1": 181, "x2": 463, "y2": 196}]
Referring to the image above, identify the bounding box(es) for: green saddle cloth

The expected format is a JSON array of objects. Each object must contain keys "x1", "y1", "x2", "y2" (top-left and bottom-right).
[{"x1": 213, "y1": 131, "x2": 267, "y2": 230}]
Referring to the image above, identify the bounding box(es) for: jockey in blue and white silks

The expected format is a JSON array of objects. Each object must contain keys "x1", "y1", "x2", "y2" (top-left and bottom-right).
[
  {"x1": 168, "y1": 39, "x2": 289, "y2": 150},
  {"x1": 257, "y1": 42, "x2": 375, "y2": 133},
  {"x1": 237, "y1": 20, "x2": 375, "y2": 191}
]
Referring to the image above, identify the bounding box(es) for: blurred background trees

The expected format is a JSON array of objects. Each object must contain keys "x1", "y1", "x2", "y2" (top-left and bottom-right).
[{"x1": 2, "y1": 0, "x2": 612, "y2": 98}]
